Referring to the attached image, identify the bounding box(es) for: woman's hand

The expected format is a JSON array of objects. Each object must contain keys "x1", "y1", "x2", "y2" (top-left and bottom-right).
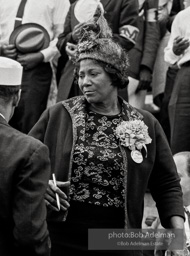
[
  {"x1": 167, "y1": 216, "x2": 188, "y2": 256},
  {"x1": 45, "y1": 180, "x2": 70, "y2": 212},
  {"x1": 66, "y1": 42, "x2": 77, "y2": 60},
  {"x1": 71, "y1": 22, "x2": 85, "y2": 42}
]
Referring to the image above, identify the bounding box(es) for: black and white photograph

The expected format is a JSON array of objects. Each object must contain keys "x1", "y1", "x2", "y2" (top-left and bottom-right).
[{"x1": 0, "y1": 0, "x2": 190, "y2": 255}]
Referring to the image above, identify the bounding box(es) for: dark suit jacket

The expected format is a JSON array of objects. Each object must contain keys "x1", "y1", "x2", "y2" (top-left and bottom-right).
[
  {"x1": 29, "y1": 96, "x2": 184, "y2": 230},
  {"x1": 0, "y1": 116, "x2": 51, "y2": 256},
  {"x1": 56, "y1": 0, "x2": 139, "y2": 101},
  {"x1": 166, "y1": 0, "x2": 184, "y2": 32},
  {"x1": 128, "y1": 0, "x2": 160, "y2": 79}
]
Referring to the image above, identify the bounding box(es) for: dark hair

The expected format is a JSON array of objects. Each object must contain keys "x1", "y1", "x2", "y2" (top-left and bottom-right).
[
  {"x1": 74, "y1": 59, "x2": 129, "y2": 89},
  {"x1": 0, "y1": 85, "x2": 20, "y2": 103}
]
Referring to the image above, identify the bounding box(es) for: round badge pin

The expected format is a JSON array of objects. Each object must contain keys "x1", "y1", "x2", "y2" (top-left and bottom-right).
[{"x1": 131, "y1": 150, "x2": 143, "y2": 164}]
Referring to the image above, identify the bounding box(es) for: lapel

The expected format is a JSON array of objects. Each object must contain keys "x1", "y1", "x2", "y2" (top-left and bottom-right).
[
  {"x1": 101, "y1": 0, "x2": 111, "y2": 9},
  {"x1": 121, "y1": 98, "x2": 143, "y2": 121}
]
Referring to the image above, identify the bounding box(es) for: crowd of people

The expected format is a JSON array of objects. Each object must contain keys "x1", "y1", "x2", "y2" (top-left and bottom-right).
[{"x1": 0, "y1": 0, "x2": 190, "y2": 255}]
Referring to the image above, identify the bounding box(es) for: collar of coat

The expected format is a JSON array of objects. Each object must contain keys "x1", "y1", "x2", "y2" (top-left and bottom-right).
[{"x1": 62, "y1": 95, "x2": 143, "y2": 123}]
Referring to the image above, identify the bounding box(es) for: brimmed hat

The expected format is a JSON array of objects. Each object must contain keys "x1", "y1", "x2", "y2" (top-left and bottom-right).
[
  {"x1": 9, "y1": 23, "x2": 50, "y2": 54},
  {"x1": 0, "y1": 57, "x2": 23, "y2": 86},
  {"x1": 75, "y1": 6, "x2": 129, "y2": 88}
]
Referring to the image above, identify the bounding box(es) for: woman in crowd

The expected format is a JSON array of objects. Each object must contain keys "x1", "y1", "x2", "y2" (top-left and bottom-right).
[
  {"x1": 56, "y1": 0, "x2": 139, "y2": 102},
  {"x1": 29, "y1": 8, "x2": 185, "y2": 256}
]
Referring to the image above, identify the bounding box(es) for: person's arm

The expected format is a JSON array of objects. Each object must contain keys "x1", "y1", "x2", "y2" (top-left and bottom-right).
[
  {"x1": 169, "y1": 216, "x2": 185, "y2": 229},
  {"x1": 114, "y1": 0, "x2": 139, "y2": 51},
  {"x1": 13, "y1": 143, "x2": 51, "y2": 256},
  {"x1": 40, "y1": 0, "x2": 70, "y2": 62},
  {"x1": 16, "y1": 52, "x2": 44, "y2": 70},
  {"x1": 166, "y1": 0, "x2": 184, "y2": 33},
  {"x1": 14, "y1": 1, "x2": 70, "y2": 69},
  {"x1": 164, "y1": 13, "x2": 184, "y2": 65},
  {"x1": 148, "y1": 119, "x2": 185, "y2": 228},
  {"x1": 148, "y1": 119, "x2": 186, "y2": 254},
  {"x1": 15, "y1": 0, "x2": 70, "y2": 69},
  {"x1": 28, "y1": 108, "x2": 49, "y2": 143},
  {"x1": 168, "y1": 216, "x2": 188, "y2": 256},
  {"x1": 56, "y1": 6, "x2": 74, "y2": 56},
  {"x1": 137, "y1": 0, "x2": 159, "y2": 91},
  {"x1": 29, "y1": 107, "x2": 70, "y2": 214}
]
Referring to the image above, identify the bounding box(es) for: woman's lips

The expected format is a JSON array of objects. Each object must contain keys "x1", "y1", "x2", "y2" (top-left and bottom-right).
[{"x1": 84, "y1": 91, "x2": 95, "y2": 95}]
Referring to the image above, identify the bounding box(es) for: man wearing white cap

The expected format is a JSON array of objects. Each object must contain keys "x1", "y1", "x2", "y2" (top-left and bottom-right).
[{"x1": 0, "y1": 57, "x2": 51, "y2": 255}]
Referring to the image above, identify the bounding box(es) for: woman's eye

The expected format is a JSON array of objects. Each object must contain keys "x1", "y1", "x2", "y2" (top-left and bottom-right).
[
  {"x1": 79, "y1": 74, "x2": 84, "y2": 79},
  {"x1": 90, "y1": 73, "x2": 98, "y2": 77}
]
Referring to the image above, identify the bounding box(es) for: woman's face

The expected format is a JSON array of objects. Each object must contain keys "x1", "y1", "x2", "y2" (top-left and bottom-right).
[{"x1": 78, "y1": 59, "x2": 117, "y2": 104}]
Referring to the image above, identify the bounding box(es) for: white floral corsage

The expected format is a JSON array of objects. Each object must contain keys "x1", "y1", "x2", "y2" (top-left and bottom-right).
[{"x1": 115, "y1": 120, "x2": 152, "y2": 163}]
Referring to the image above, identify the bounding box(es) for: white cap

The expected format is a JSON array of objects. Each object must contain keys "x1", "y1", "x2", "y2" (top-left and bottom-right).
[
  {"x1": 74, "y1": 0, "x2": 104, "y2": 23},
  {"x1": 0, "y1": 57, "x2": 23, "y2": 86}
]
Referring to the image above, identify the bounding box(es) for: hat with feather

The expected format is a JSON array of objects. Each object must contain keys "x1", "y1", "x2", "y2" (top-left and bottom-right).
[{"x1": 75, "y1": 5, "x2": 129, "y2": 88}]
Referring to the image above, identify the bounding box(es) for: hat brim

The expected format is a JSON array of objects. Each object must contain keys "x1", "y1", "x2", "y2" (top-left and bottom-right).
[{"x1": 9, "y1": 23, "x2": 50, "y2": 53}]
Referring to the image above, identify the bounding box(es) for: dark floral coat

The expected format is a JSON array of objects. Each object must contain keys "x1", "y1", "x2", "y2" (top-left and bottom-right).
[{"x1": 29, "y1": 96, "x2": 184, "y2": 230}]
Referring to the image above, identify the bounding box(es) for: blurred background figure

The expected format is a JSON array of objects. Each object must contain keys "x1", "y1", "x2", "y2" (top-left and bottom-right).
[
  {"x1": 127, "y1": 0, "x2": 160, "y2": 111},
  {"x1": 165, "y1": 0, "x2": 190, "y2": 154},
  {"x1": 174, "y1": 152, "x2": 190, "y2": 208},
  {"x1": 0, "y1": 57, "x2": 51, "y2": 256},
  {"x1": 173, "y1": 152, "x2": 190, "y2": 251},
  {"x1": 0, "y1": 0, "x2": 70, "y2": 133},
  {"x1": 143, "y1": 151, "x2": 190, "y2": 255},
  {"x1": 151, "y1": 0, "x2": 173, "y2": 110},
  {"x1": 56, "y1": 0, "x2": 139, "y2": 102},
  {"x1": 155, "y1": 0, "x2": 184, "y2": 143}
]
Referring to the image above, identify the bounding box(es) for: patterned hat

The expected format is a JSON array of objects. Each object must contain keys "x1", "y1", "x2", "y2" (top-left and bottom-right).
[{"x1": 75, "y1": 6, "x2": 129, "y2": 87}]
